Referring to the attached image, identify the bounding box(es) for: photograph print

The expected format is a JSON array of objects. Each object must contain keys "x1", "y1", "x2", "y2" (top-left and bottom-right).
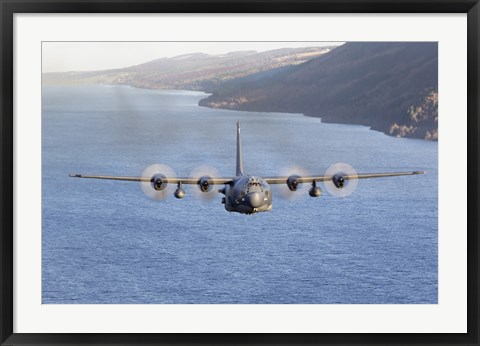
[{"x1": 42, "y1": 41, "x2": 438, "y2": 304}]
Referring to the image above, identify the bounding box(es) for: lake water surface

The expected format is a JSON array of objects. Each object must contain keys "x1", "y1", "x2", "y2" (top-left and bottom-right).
[{"x1": 42, "y1": 85, "x2": 438, "y2": 304}]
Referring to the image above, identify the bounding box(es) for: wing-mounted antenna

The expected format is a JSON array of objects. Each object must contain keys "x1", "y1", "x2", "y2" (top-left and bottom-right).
[{"x1": 236, "y1": 121, "x2": 244, "y2": 176}]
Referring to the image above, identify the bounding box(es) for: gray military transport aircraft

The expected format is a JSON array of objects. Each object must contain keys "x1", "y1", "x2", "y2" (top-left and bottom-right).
[{"x1": 70, "y1": 121, "x2": 425, "y2": 214}]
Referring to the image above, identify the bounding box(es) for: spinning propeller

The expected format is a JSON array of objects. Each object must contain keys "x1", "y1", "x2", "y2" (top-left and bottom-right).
[
  {"x1": 189, "y1": 165, "x2": 220, "y2": 201},
  {"x1": 140, "y1": 163, "x2": 176, "y2": 200},
  {"x1": 276, "y1": 165, "x2": 310, "y2": 200},
  {"x1": 323, "y1": 162, "x2": 359, "y2": 198}
]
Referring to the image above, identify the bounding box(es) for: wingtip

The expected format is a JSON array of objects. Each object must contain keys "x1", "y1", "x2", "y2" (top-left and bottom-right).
[
  {"x1": 69, "y1": 173, "x2": 82, "y2": 178},
  {"x1": 414, "y1": 171, "x2": 427, "y2": 174}
]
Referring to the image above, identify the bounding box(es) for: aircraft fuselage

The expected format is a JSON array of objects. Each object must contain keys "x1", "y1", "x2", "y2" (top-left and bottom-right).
[{"x1": 222, "y1": 175, "x2": 272, "y2": 214}]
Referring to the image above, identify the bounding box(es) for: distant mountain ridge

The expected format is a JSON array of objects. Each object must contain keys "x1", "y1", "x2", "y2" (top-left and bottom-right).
[
  {"x1": 200, "y1": 42, "x2": 438, "y2": 140},
  {"x1": 43, "y1": 43, "x2": 438, "y2": 140},
  {"x1": 42, "y1": 47, "x2": 333, "y2": 92}
]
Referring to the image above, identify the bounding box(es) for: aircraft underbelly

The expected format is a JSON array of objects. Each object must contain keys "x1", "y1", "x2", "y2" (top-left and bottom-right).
[
  {"x1": 224, "y1": 194, "x2": 272, "y2": 214},
  {"x1": 226, "y1": 203, "x2": 272, "y2": 214}
]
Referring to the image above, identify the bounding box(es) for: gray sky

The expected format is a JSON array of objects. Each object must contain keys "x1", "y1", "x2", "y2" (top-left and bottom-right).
[{"x1": 42, "y1": 42, "x2": 343, "y2": 73}]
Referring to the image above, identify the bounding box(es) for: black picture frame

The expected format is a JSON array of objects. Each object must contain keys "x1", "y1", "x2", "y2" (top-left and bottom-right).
[{"x1": 1, "y1": 1, "x2": 479, "y2": 345}]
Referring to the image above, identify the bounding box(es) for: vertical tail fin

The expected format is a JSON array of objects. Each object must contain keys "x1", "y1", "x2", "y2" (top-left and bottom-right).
[{"x1": 236, "y1": 121, "x2": 244, "y2": 176}]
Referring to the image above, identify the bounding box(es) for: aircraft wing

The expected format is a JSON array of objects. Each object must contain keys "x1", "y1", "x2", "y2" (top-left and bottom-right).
[
  {"x1": 264, "y1": 171, "x2": 426, "y2": 184},
  {"x1": 68, "y1": 174, "x2": 234, "y2": 185}
]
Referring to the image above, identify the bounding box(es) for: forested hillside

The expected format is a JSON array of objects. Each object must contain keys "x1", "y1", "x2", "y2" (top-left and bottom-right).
[{"x1": 200, "y1": 42, "x2": 438, "y2": 140}]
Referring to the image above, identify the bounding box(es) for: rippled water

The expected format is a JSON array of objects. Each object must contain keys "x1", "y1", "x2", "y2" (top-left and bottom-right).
[{"x1": 42, "y1": 85, "x2": 438, "y2": 304}]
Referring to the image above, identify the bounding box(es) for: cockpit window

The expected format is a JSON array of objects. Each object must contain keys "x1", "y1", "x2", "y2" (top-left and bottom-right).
[{"x1": 244, "y1": 177, "x2": 264, "y2": 194}]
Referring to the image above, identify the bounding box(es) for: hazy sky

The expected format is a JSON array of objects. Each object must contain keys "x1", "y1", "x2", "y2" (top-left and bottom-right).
[{"x1": 42, "y1": 42, "x2": 343, "y2": 73}]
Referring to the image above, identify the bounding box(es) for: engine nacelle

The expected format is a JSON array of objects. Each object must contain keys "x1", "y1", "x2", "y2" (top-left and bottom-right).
[
  {"x1": 151, "y1": 174, "x2": 167, "y2": 191},
  {"x1": 332, "y1": 175, "x2": 345, "y2": 188},
  {"x1": 198, "y1": 176, "x2": 213, "y2": 192},
  {"x1": 287, "y1": 175, "x2": 300, "y2": 191}
]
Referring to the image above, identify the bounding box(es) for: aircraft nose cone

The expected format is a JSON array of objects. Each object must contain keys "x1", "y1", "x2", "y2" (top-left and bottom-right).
[{"x1": 247, "y1": 192, "x2": 263, "y2": 208}]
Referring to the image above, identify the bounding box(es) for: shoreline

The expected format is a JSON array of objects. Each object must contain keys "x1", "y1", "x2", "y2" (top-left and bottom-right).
[
  {"x1": 42, "y1": 83, "x2": 437, "y2": 141},
  {"x1": 196, "y1": 99, "x2": 438, "y2": 142}
]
